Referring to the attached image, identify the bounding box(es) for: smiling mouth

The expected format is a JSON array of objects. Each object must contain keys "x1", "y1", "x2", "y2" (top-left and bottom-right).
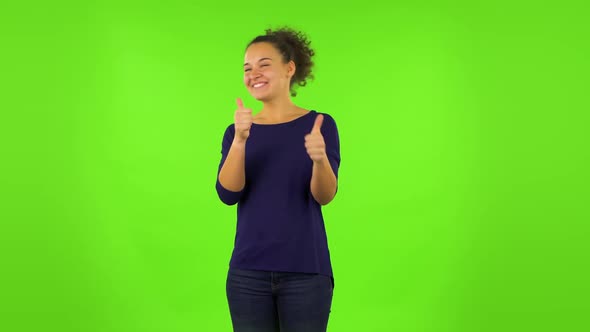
[{"x1": 252, "y1": 82, "x2": 267, "y2": 88}]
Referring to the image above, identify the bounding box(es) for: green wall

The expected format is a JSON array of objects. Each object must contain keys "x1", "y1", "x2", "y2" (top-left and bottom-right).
[{"x1": 1, "y1": 1, "x2": 588, "y2": 331}]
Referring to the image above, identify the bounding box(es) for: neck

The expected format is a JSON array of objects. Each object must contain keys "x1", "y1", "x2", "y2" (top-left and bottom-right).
[{"x1": 259, "y1": 94, "x2": 298, "y2": 120}]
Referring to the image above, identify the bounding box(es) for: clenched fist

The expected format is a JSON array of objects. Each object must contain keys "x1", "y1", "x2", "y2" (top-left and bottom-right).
[
  {"x1": 305, "y1": 114, "x2": 327, "y2": 163},
  {"x1": 234, "y1": 98, "x2": 253, "y2": 143}
]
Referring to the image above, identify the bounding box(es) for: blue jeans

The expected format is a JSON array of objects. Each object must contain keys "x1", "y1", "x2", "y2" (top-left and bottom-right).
[{"x1": 226, "y1": 267, "x2": 334, "y2": 332}]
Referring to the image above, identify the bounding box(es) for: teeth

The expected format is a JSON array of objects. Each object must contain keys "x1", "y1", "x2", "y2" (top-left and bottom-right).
[{"x1": 253, "y1": 82, "x2": 266, "y2": 88}]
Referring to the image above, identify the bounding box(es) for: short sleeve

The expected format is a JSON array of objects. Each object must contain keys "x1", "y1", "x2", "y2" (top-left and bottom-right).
[
  {"x1": 215, "y1": 124, "x2": 244, "y2": 205},
  {"x1": 320, "y1": 113, "x2": 341, "y2": 190}
]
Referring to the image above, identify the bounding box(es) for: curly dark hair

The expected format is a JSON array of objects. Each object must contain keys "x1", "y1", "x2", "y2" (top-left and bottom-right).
[{"x1": 247, "y1": 27, "x2": 315, "y2": 97}]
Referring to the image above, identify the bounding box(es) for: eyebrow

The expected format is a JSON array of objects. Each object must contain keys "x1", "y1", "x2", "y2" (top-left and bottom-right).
[{"x1": 244, "y1": 57, "x2": 272, "y2": 66}]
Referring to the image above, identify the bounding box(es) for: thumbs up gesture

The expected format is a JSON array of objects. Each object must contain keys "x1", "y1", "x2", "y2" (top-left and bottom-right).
[
  {"x1": 305, "y1": 114, "x2": 327, "y2": 163},
  {"x1": 234, "y1": 98, "x2": 253, "y2": 143}
]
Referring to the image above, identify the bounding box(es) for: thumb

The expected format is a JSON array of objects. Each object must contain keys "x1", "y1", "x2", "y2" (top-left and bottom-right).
[
  {"x1": 311, "y1": 114, "x2": 324, "y2": 133},
  {"x1": 236, "y1": 98, "x2": 245, "y2": 110}
]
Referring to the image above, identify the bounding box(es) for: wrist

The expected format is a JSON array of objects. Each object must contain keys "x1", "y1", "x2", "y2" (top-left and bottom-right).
[
  {"x1": 313, "y1": 155, "x2": 329, "y2": 166},
  {"x1": 232, "y1": 138, "x2": 247, "y2": 148}
]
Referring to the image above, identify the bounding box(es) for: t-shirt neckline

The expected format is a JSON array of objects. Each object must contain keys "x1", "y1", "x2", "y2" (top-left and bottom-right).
[{"x1": 251, "y1": 110, "x2": 316, "y2": 127}]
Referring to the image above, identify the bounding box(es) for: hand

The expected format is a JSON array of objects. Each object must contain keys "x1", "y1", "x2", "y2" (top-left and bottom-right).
[
  {"x1": 305, "y1": 114, "x2": 327, "y2": 163},
  {"x1": 234, "y1": 98, "x2": 252, "y2": 143}
]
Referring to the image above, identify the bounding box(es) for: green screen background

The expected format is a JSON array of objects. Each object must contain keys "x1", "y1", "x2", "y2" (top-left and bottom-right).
[{"x1": 1, "y1": 1, "x2": 588, "y2": 331}]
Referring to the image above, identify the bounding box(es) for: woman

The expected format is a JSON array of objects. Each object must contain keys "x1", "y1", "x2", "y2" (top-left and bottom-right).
[{"x1": 215, "y1": 26, "x2": 341, "y2": 332}]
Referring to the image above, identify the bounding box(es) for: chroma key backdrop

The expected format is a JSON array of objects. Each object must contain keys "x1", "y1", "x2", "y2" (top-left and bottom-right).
[{"x1": 1, "y1": 1, "x2": 588, "y2": 332}]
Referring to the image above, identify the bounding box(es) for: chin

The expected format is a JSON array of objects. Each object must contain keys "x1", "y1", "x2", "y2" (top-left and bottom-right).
[
  {"x1": 251, "y1": 91, "x2": 273, "y2": 102},
  {"x1": 255, "y1": 96, "x2": 271, "y2": 102}
]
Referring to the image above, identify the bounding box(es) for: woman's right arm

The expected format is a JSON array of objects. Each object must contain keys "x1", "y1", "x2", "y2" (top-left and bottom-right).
[
  {"x1": 217, "y1": 98, "x2": 252, "y2": 194},
  {"x1": 218, "y1": 139, "x2": 247, "y2": 191}
]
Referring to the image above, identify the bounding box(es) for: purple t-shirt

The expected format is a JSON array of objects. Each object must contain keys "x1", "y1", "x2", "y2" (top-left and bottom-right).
[{"x1": 215, "y1": 110, "x2": 340, "y2": 279}]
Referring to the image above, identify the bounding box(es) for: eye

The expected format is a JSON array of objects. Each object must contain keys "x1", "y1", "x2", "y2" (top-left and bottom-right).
[{"x1": 244, "y1": 68, "x2": 251, "y2": 72}]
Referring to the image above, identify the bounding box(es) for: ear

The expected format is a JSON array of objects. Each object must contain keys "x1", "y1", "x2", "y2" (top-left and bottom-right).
[{"x1": 287, "y1": 60, "x2": 296, "y2": 78}]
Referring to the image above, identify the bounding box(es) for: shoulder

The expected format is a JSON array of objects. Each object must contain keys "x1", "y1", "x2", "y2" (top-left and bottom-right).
[
  {"x1": 312, "y1": 110, "x2": 336, "y2": 121},
  {"x1": 223, "y1": 123, "x2": 236, "y2": 134},
  {"x1": 220, "y1": 123, "x2": 236, "y2": 143},
  {"x1": 313, "y1": 111, "x2": 339, "y2": 130}
]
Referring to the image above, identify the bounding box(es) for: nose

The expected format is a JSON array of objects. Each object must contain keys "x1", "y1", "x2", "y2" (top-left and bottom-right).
[
  {"x1": 247, "y1": 71, "x2": 262, "y2": 85},
  {"x1": 250, "y1": 69, "x2": 262, "y2": 78}
]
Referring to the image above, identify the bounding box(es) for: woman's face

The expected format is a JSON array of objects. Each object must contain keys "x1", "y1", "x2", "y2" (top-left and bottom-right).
[{"x1": 243, "y1": 42, "x2": 294, "y2": 102}]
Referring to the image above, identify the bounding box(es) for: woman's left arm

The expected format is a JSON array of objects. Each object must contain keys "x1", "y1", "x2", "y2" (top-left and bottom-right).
[
  {"x1": 310, "y1": 157, "x2": 338, "y2": 205},
  {"x1": 305, "y1": 113, "x2": 340, "y2": 205}
]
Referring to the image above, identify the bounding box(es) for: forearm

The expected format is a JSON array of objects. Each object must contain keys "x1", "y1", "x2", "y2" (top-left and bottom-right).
[
  {"x1": 310, "y1": 156, "x2": 337, "y2": 205},
  {"x1": 218, "y1": 139, "x2": 246, "y2": 192}
]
